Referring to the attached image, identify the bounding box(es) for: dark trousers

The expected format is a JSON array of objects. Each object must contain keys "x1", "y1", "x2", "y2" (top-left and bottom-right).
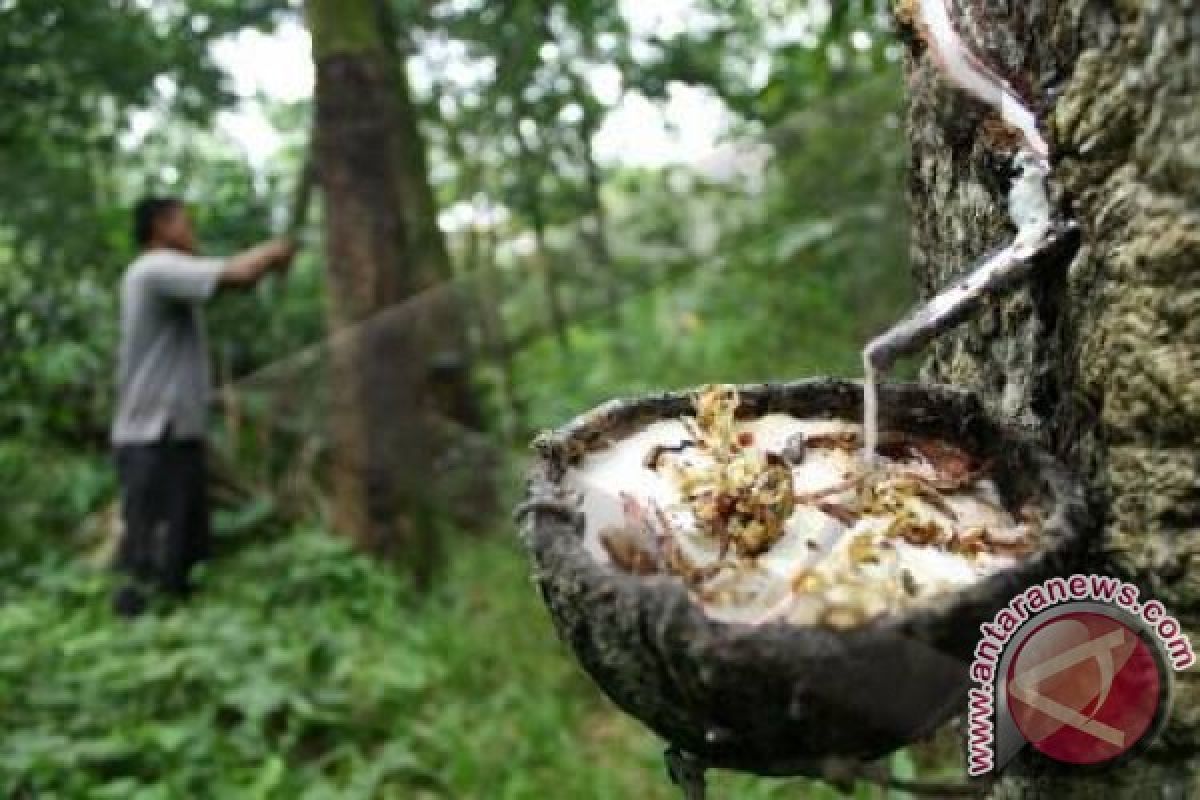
[{"x1": 114, "y1": 437, "x2": 210, "y2": 595}]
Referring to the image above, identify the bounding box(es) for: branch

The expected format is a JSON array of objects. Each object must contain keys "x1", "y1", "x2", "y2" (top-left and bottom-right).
[
  {"x1": 505, "y1": 252, "x2": 701, "y2": 353},
  {"x1": 285, "y1": 150, "x2": 316, "y2": 240}
]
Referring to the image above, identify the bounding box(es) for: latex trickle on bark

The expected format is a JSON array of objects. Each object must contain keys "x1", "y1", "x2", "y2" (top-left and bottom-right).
[{"x1": 862, "y1": 0, "x2": 1066, "y2": 462}]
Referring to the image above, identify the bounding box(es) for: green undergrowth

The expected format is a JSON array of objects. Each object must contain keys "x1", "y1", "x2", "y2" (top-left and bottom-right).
[{"x1": 0, "y1": 525, "x2": 924, "y2": 799}]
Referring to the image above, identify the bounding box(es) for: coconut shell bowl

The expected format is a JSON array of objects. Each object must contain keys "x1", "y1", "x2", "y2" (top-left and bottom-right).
[{"x1": 515, "y1": 379, "x2": 1088, "y2": 791}]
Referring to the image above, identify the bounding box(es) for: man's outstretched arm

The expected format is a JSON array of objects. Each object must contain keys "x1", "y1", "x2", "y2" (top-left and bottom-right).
[
  {"x1": 217, "y1": 238, "x2": 297, "y2": 289},
  {"x1": 143, "y1": 238, "x2": 297, "y2": 304}
]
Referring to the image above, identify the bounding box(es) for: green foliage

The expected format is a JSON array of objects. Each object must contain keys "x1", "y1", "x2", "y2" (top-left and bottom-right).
[
  {"x1": 307, "y1": 0, "x2": 386, "y2": 58},
  {"x1": 0, "y1": 2, "x2": 945, "y2": 797},
  {"x1": 0, "y1": 527, "x2": 917, "y2": 798},
  {"x1": 0, "y1": 0, "x2": 298, "y2": 442},
  {"x1": 0, "y1": 440, "x2": 114, "y2": 564},
  {"x1": 510, "y1": 72, "x2": 912, "y2": 431}
]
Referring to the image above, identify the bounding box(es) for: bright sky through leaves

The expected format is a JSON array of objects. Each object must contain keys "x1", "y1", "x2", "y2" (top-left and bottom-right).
[{"x1": 195, "y1": 1, "x2": 729, "y2": 169}]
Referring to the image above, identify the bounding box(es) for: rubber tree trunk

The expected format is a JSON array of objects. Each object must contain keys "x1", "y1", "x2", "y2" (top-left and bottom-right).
[
  {"x1": 307, "y1": 0, "x2": 447, "y2": 579},
  {"x1": 901, "y1": 2, "x2": 1199, "y2": 795}
]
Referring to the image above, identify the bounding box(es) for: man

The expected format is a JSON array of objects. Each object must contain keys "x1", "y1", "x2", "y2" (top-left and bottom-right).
[{"x1": 111, "y1": 196, "x2": 295, "y2": 616}]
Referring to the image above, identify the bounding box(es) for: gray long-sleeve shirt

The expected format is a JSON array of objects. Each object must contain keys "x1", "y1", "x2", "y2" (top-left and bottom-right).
[{"x1": 111, "y1": 249, "x2": 224, "y2": 444}]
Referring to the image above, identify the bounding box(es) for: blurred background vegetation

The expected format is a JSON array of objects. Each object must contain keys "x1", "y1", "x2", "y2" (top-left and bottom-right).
[{"x1": 0, "y1": 0, "x2": 943, "y2": 796}]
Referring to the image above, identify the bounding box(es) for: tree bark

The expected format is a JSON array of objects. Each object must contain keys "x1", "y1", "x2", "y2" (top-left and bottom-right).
[
  {"x1": 478, "y1": 206, "x2": 525, "y2": 434},
  {"x1": 902, "y1": 1, "x2": 1199, "y2": 795},
  {"x1": 307, "y1": 0, "x2": 445, "y2": 577},
  {"x1": 572, "y1": 69, "x2": 621, "y2": 328},
  {"x1": 515, "y1": 123, "x2": 572, "y2": 357}
]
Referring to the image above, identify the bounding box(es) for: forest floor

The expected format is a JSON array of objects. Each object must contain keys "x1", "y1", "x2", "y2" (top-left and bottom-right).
[
  {"x1": 0, "y1": 520, "x2": 931, "y2": 798},
  {"x1": 1, "y1": 220, "x2": 931, "y2": 797}
]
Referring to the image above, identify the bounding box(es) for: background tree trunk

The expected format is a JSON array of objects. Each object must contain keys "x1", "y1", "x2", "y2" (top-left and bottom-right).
[
  {"x1": 902, "y1": 1, "x2": 1199, "y2": 795},
  {"x1": 376, "y1": 0, "x2": 484, "y2": 432},
  {"x1": 307, "y1": 0, "x2": 448, "y2": 578}
]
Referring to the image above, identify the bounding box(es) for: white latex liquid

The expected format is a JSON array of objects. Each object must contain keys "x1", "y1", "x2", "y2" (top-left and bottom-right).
[
  {"x1": 917, "y1": 0, "x2": 1049, "y2": 159},
  {"x1": 862, "y1": 356, "x2": 879, "y2": 465},
  {"x1": 570, "y1": 414, "x2": 1027, "y2": 626},
  {"x1": 859, "y1": 0, "x2": 1052, "y2": 462}
]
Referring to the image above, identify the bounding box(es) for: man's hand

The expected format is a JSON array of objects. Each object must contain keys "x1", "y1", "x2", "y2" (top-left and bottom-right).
[
  {"x1": 219, "y1": 237, "x2": 298, "y2": 289},
  {"x1": 273, "y1": 237, "x2": 299, "y2": 276}
]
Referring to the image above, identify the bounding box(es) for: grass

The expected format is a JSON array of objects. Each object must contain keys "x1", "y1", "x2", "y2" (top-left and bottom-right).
[
  {"x1": 0, "y1": 519, "x2": 930, "y2": 799},
  {"x1": 0, "y1": 147, "x2": 930, "y2": 795}
]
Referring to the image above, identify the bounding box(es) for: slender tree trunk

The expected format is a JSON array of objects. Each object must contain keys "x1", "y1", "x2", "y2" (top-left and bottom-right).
[
  {"x1": 902, "y1": 2, "x2": 1199, "y2": 795},
  {"x1": 578, "y1": 98, "x2": 621, "y2": 327},
  {"x1": 307, "y1": 0, "x2": 439, "y2": 579},
  {"x1": 514, "y1": 126, "x2": 571, "y2": 356},
  {"x1": 529, "y1": 201, "x2": 570, "y2": 357},
  {"x1": 459, "y1": 205, "x2": 489, "y2": 354},
  {"x1": 454, "y1": 170, "x2": 523, "y2": 435},
  {"x1": 480, "y1": 209, "x2": 524, "y2": 435}
]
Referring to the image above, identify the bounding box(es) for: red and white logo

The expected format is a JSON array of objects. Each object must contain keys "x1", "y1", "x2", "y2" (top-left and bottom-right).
[{"x1": 1005, "y1": 611, "x2": 1165, "y2": 766}]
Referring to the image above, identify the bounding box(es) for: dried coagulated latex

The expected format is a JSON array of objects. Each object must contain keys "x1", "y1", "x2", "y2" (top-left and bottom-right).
[{"x1": 570, "y1": 385, "x2": 1041, "y2": 628}]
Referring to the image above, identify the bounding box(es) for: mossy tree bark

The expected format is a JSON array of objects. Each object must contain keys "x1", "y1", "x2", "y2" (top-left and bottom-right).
[
  {"x1": 900, "y1": 1, "x2": 1199, "y2": 795},
  {"x1": 307, "y1": 0, "x2": 476, "y2": 574}
]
